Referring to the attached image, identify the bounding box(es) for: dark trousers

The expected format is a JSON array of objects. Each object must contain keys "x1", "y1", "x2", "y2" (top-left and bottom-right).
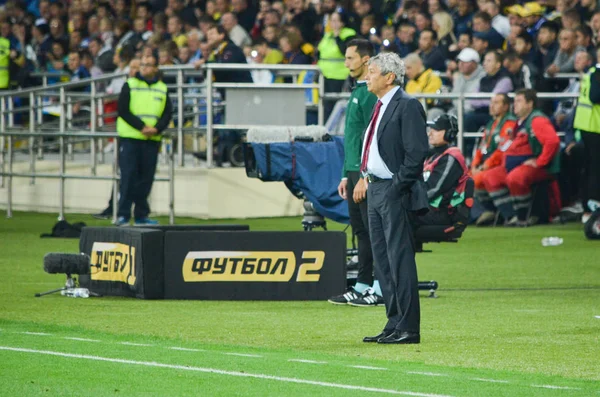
[
  {"x1": 117, "y1": 138, "x2": 160, "y2": 220},
  {"x1": 581, "y1": 131, "x2": 600, "y2": 207},
  {"x1": 558, "y1": 143, "x2": 584, "y2": 206},
  {"x1": 367, "y1": 180, "x2": 420, "y2": 334},
  {"x1": 324, "y1": 78, "x2": 345, "y2": 123},
  {"x1": 346, "y1": 171, "x2": 373, "y2": 286}
]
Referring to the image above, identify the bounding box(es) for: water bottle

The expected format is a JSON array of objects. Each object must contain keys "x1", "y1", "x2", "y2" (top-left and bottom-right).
[
  {"x1": 61, "y1": 288, "x2": 90, "y2": 298},
  {"x1": 541, "y1": 237, "x2": 563, "y2": 247}
]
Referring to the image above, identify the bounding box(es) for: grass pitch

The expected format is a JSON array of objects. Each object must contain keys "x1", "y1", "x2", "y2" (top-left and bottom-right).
[{"x1": 0, "y1": 211, "x2": 599, "y2": 396}]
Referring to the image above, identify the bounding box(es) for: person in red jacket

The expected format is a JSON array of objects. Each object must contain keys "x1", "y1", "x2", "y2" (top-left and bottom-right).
[
  {"x1": 480, "y1": 89, "x2": 560, "y2": 226},
  {"x1": 471, "y1": 93, "x2": 517, "y2": 225}
]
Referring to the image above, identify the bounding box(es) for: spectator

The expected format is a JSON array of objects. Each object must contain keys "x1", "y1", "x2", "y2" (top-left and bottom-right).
[
  {"x1": 471, "y1": 11, "x2": 504, "y2": 50},
  {"x1": 67, "y1": 50, "x2": 91, "y2": 90},
  {"x1": 114, "y1": 20, "x2": 141, "y2": 54},
  {"x1": 88, "y1": 36, "x2": 115, "y2": 73},
  {"x1": 472, "y1": 30, "x2": 491, "y2": 59},
  {"x1": 416, "y1": 28, "x2": 446, "y2": 72},
  {"x1": 286, "y1": 0, "x2": 318, "y2": 44},
  {"x1": 105, "y1": 46, "x2": 135, "y2": 95},
  {"x1": 454, "y1": 0, "x2": 475, "y2": 38},
  {"x1": 553, "y1": 51, "x2": 592, "y2": 131},
  {"x1": 167, "y1": 15, "x2": 187, "y2": 48},
  {"x1": 578, "y1": 0, "x2": 600, "y2": 21},
  {"x1": 415, "y1": 11, "x2": 432, "y2": 34},
  {"x1": 254, "y1": 37, "x2": 283, "y2": 64},
  {"x1": 591, "y1": 12, "x2": 600, "y2": 43},
  {"x1": 451, "y1": 48, "x2": 486, "y2": 116},
  {"x1": 396, "y1": 22, "x2": 417, "y2": 57},
  {"x1": 30, "y1": 22, "x2": 52, "y2": 67},
  {"x1": 186, "y1": 30, "x2": 203, "y2": 64},
  {"x1": 561, "y1": 8, "x2": 582, "y2": 30},
  {"x1": 521, "y1": 2, "x2": 547, "y2": 37},
  {"x1": 232, "y1": 0, "x2": 257, "y2": 33},
  {"x1": 466, "y1": 50, "x2": 513, "y2": 133},
  {"x1": 546, "y1": 28, "x2": 585, "y2": 77},
  {"x1": 99, "y1": 18, "x2": 115, "y2": 49},
  {"x1": 432, "y1": 11, "x2": 456, "y2": 57},
  {"x1": 505, "y1": 24, "x2": 524, "y2": 53},
  {"x1": 503, "y1": 51, "x2": 539, "y2": 90},
  {"x1": 404, "y1": 53, "x2": 444, "y2": 119},
  {"x1": 482, "y1": 0, "x2": 510, "y2": 38},
  {"x1": 428, "y1": 0, "x2": 448, "y2": 15},
  {"x1": 535, "y1": 21, "x2": 559, "y2": 73},
  {"x1": 221, "y1": 12, "x2": 252, "y2": 48},
  {"x1": 81, "y1": 49, "x2": 103, "y2": 78},
  {"x1": 262, "y1": 25, "x2": 281, "y2": 48},
  {"x1": 575, "y1": 25, "x2": 596, "y2": 61},
  {"x1": 279, "y1": 31, "x2": 312, "y2": 64},
  {"x1": 514, "y1": 32, "x2": 537, "y2": 65}
]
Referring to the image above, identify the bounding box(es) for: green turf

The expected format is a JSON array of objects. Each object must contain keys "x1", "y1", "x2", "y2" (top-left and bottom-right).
[{"x1": 1, "y1": 211, "x2": 599, "y2": 396}]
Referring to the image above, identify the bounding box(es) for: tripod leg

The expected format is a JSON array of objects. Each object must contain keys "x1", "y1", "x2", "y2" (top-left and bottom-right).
[{"x1": 35, "y1": 287, "x2": 66, "y2": 297}]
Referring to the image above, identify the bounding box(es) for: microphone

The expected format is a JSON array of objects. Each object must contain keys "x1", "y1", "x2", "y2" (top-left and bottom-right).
[
  {"x1": 349, "y1": 61, "x2": 368, "y2": 73},
  {"x1": 246, "y1": 126, "x2": 329, "y2": 144},
  {"x1": 43, "y1": 253, "x2": 91, "y2": 275}
]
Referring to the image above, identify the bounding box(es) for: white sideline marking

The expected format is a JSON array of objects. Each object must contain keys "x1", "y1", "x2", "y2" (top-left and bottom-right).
[
  {"x1": 350, "y1": 365, "x2": 388, "y2": 371},
  {"x1": 407, "y1": 372, "x2": 448, "y2": 377},
  {"x1": 594, "y1": 315, "x2": 600, "y2": 319},
  {"x1": 470, "y1": 378, "x2": 509, "y2": 384},
  {"x1": 63, "y1": 337, "x2": 100, "y2": 343},
  {"x1": 531, "y1": 385, "x2": 581, "y2": 390},
  {"x1": 0, "y1": 346, "x2": 455, "y2": 397},
  {"x1": 119, "y1": 342, "x2": 153, "y2": 347},
  {"x1": 224, "y1": 353, "x2": 263, "y2": 358},
  {"x1": 21, "y1": 332, "x2": 51, "y2": 336},
  {"x1": 168, "y1": 347, "x2": 204, "y2": 352},
  {"x1": 288, "y1": 359, "x2": 327, "y2": 364}
]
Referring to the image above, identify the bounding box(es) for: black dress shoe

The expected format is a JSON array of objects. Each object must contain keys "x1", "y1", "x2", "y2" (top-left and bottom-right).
[
  {"x1": 363, "y1": 331, "x2": 393, "y2": 343},
  {"x1": 377, "y1": 331, "x2": 420, "y2": 344}
]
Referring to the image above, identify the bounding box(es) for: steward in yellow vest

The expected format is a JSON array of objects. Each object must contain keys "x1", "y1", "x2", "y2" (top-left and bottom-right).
[
  {"x1": 0, "y1": 37, "x2": 12, "y2": 89},
  {"x1": 573, "y1": 65, "x2": 600, "y2": 215},
  {"x1": 114, "y1": 54, "x2": 172, "y2": 226}
]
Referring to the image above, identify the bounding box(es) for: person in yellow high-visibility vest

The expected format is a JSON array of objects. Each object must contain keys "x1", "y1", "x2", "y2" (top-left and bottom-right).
[
  {"x1": 573, "y1": 63, "x2": 600, "y2": 223},
  {"x1": 317, "y1": 8, "x2": 356, "y2": 120},
  {"x1": 0, "y1": 36, "x2": 16, "y2": 90},
  {"x1": 115, "y1": 53, "x2": 172, "y2": 226}
]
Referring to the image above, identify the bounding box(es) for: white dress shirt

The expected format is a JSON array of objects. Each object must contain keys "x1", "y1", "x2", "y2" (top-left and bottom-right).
[{"x1": 362, "y1": 86, "x2": 400, "y2": 179}]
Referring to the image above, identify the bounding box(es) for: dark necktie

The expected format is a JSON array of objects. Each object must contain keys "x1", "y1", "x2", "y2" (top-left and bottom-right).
[{"x1": 360, "y1": 100, "x2": 383, "y2": 173}]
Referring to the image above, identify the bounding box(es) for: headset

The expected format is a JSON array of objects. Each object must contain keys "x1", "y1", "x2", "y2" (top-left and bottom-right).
[
  {"x1": 349, "y1": 61, "x2": 368, "y2": 74},
  {"x1": 444, "y1": 114, "x2": 459, "y2": 143}
]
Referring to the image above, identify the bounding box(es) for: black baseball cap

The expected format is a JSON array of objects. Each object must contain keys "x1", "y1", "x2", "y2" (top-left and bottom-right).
[{"x1": 427, "y1": 114, "x2": 456, "y2": 132}]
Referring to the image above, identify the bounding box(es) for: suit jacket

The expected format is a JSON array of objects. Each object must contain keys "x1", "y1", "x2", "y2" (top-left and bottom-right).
[{"x1": 374, "y1": 88, "x2": 430, "y2": 214}]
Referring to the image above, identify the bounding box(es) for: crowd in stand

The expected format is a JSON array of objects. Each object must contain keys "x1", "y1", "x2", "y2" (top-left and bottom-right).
[{"x1": 1, "y1": 0, "x2": 599, "y2": 224}]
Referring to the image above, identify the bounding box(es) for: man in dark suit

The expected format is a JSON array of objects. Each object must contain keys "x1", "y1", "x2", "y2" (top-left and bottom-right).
[{"x1": 353, "y1": 52, "x2": 429, "y2": 344}]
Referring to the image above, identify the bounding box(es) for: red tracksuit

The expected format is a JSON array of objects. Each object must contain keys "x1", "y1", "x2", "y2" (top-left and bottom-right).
[{"x1": 481, "y1": 113, "x2": 560, "y2": 220}]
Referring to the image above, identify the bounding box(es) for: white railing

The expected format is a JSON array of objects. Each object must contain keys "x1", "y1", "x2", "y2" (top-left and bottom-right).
[{"x1": 0, "y1": 63, "x2": 580, "y2": 220}]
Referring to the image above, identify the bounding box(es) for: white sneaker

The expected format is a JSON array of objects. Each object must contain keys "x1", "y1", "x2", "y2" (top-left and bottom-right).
[
  {"x1": 582, "y1": 213, "x2": 592, "y2": 224},
  {"x1": 561, "y1": 202, "x2": 584, "y2": 214},
  {"x1": 506, "y1": 216, "x2": 519, "y2": 226}
]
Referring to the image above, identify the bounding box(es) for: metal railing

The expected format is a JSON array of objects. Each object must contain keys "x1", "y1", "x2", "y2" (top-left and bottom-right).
[{"x1": 0, "y1": 62, "x2": 580, "y2": 221}]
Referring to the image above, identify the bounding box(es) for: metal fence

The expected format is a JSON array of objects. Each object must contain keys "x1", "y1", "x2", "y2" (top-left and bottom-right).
[{"x1": 0, "y1": 63, "x2": 580, "y2": 221}]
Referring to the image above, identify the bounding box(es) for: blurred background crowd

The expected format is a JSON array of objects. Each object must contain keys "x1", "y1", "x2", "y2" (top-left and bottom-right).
[{"x1": 0, "y1": 0, "x2": 598, "y2": 222}]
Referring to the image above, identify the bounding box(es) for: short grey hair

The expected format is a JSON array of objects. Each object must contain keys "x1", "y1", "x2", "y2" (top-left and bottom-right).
[{"x1": 367, "y1": 52, "x2": 405, "y2": 86}]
